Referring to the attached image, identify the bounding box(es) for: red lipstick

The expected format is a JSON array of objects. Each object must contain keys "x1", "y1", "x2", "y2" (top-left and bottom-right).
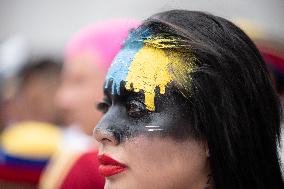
[{"x1": 98, "y1": 154, "x2": 127, "y2": 177}]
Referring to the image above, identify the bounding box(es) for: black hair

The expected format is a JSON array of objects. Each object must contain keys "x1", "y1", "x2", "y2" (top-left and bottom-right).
[
  {"x1": 17, "y1": 58, "x2": 62, "y2": 91},
  {"x1": 137, "y1": 10, "x2": 284, "y2": 189},
  {"x1": 267, "y1": 63, "x2": 284, "y2": 93}
]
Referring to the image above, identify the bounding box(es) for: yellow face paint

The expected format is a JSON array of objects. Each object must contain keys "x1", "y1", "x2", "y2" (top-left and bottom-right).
[
  {"x1": 144, "y1": 38, "x2": 181, "y2": 48},
  {"x1": 125, "y1": 45, "x2": 195, "y2": 111},
  {"x1": 125, "y1": 46, "x2": 171, "y2": 111},
  {"x1": 105, "y1": 36, "x2": 197, "y2": 112}
]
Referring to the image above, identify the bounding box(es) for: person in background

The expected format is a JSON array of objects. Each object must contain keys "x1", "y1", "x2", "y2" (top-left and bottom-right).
[
  {"x1": 39, "y1": 19, "x2": 140, "y2": 189},
  {"x1": 0, "y1": 75, "x2": 5, "y2": 132},
  {"x1": 0, "y1": 36, "x2": 30, "y2": 132},
  {"x1": 0, "y1": 121, "x2": 62, "y2": 189},
  {"x1": 13, "y1": 58, "x2": 62, "y2": 125},
  {"x1": 0, "y1": 37, "x2": 64, "y2": 188},
  {"x1": 56, "y1": 19, "x2": 139, "y2": 135},
  {"x1": 4, "y1": 58, "x2": 63, "y2": 126}
]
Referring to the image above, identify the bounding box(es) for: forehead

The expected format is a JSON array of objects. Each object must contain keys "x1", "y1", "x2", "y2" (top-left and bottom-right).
[
  {"x1": 64, "y1": 53, "x2": 103, "y2": 77},
  {"x1": 105, "y1": 36, "x2": 195, "y2": 111}
]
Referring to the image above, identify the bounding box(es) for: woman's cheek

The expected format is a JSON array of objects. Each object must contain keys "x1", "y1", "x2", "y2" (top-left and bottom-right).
[{"x1": 122, "y1": 135, "x2": 208, "y2": 189}]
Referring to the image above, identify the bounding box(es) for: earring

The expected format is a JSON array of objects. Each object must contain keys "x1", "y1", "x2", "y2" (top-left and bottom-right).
[
  {"x1": 206, "y1": 149, "x2": 210, "y2": 157},
  {"x1": 204, "y1": 143, "x2": 210, "y2": 157},
  {"x1": 204, "y1": 174, "x2": 212, "y2": 189}
]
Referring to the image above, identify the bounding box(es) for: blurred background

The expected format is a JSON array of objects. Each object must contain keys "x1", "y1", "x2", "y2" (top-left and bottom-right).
[
  {"x1": 0, "y1": 0, "x2": 283, "y2": 57},
  {"x1": 0, "y1": 0, "x2": 283, "y2": 188}
]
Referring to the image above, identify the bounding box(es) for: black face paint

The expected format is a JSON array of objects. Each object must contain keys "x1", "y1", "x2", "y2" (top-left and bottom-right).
[{"x1": 95, "y1": 81, "x2": 194, "y2": 144}]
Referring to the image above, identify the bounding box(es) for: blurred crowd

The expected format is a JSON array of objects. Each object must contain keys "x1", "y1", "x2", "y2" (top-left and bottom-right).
[
  {"x1": 0, "y1": 15, "x2": 283, "y2": 189},
  {"x1": 0, "y1": 19, "x2": 139, "y2": 189}
]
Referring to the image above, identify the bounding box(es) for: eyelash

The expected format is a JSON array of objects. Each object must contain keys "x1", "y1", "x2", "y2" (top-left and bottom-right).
[
  {"x1": 96, "y1": 99, "x2": 149, "y2": 118},
  {"x1": 96, "y1": 101, "x2": 110, "y2": 114}
]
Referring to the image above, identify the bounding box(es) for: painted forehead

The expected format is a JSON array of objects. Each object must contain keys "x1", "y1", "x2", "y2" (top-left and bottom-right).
[{"x1": 105, "y1": 28, "x2": 196, "y2": 111}]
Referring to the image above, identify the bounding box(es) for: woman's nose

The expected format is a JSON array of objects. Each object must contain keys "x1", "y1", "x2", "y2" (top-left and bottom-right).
[{"x1": 93, "y1": 122, "x2": 119, "y2": 146}]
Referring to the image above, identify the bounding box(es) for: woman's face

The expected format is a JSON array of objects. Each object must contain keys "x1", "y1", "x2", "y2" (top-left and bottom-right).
[{"x1": 94, "y1": 40, "x2": 210, "y2": 189}]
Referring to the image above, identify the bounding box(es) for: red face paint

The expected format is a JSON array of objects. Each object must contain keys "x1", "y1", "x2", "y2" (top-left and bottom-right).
[{"x1": 98, "y1": 154, "x2": 127, "y2": 177}]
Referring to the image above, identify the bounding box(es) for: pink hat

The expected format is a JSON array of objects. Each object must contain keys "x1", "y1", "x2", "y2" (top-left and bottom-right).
[{"x1": 64, "y1": 19, "x2": 140, "y2": 71}]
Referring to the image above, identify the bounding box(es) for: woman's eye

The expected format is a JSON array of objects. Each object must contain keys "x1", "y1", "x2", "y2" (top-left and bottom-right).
[
  {"x1": 96, "y1": 102, "x2": 110, "y2": 114},
  {"x1": 127, "y1": 100, "x2": 148, "y2": 118}
]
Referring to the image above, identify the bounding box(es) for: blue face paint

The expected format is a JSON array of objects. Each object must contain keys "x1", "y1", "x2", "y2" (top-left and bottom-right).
[
  {"x1": 104, "y1": 28, "x2": 152, "y2": 95},
  {"x1": 104, "y1": 42, "x2": 143, "y2": 95}
]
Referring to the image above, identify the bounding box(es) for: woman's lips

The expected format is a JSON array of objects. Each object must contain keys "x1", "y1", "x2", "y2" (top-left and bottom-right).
[{"x1": 98, "y1": 154, "x2": 127, "y2": 177}]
